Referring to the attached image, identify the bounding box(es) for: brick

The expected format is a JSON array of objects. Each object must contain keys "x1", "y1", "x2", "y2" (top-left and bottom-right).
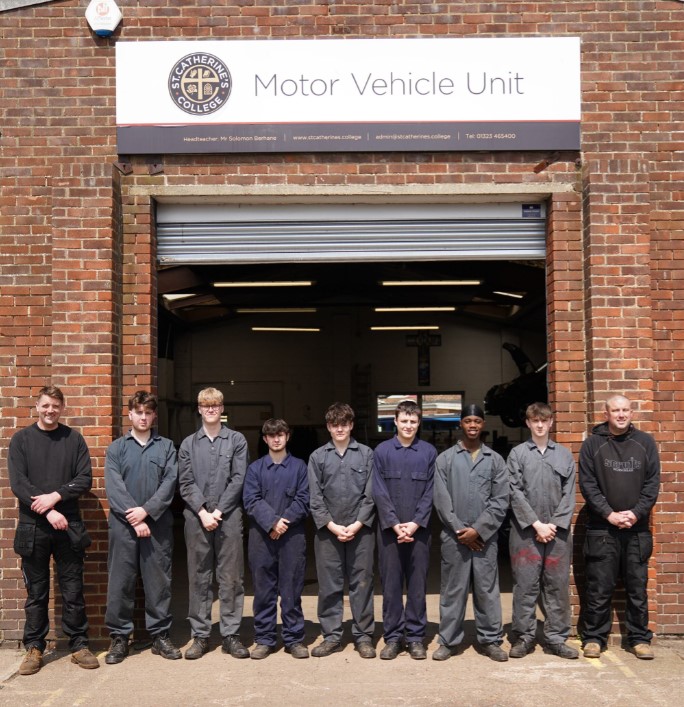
[{"x1": 1, "y1": 0, "x2": 683, "y2": 644}]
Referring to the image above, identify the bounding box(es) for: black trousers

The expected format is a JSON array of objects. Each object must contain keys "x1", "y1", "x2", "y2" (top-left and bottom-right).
[
  {"x1": 580, "y1": 528, "x2": 653, "y2": 647},
  {"x1": 21, "y1": 524, "x2": 90, "y2": 652}
]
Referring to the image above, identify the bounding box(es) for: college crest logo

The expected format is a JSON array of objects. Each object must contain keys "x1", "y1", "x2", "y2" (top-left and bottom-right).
[{"x1": 168, "y1": 53, "x2": 232, "y2": 115}]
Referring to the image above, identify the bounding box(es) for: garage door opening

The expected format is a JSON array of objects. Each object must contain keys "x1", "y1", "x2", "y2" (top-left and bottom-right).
[
  {"x1": 157, "y1": 258, "x2": 547, "y2": 457},
  {"x1": 155, "y1": 200, "x2": 548, "y2": 452},
  {"x1": 154, "y1": 202, "x2": 548, "y2": 646}
]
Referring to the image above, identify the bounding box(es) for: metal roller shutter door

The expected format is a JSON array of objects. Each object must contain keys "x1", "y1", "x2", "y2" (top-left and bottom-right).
[{"x1": 156, "y1": 203, "x2": 546, "y2": 264}]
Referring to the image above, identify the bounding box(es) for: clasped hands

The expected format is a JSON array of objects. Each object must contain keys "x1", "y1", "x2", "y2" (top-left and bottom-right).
[
  {"x1": 31, "y1": 492, "x2": 67, "y2": 530},
  {"x1": 456, "y1": 527, "x2": 484, "y2": 551},
  {"x1": 607, "y1": 510, "x2": 637, "y2": 529},
  {"x1": 327, "y1": 520, "x2": 362, "y2": 543},
  {"x1": 393, "y1": 521, "x2": 419, "y2": 544}
]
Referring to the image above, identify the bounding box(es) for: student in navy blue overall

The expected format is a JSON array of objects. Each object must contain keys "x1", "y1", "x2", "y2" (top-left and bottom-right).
[
  {"x1": 243, "y1": 419, "x2": 310, "y2": 660},
  {"x1": 372, "y1": 400, "x2": 436, "y2": 661}
]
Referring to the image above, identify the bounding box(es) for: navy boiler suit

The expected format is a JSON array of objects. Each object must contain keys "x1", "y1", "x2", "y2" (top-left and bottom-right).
[
  {"x1": 372, "y1": 436, "x2": 436, "y2": 644},
  {"x1": 104, "y1": 431, "x2": 178, "y2": 638},
  {"x1": 243, "y1": 453, "x2": 309, "y2": 648}
]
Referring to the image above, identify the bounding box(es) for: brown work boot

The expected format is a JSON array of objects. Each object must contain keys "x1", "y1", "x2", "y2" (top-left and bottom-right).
[
  {"x1": 71, "y1": 647, "x2": 100, "y2": 669},
  {"x1": 630, "y1": 643, "x2": 654, "y2": 660},
  {"x1": 583, "y1": 641, "x2": 602, "y2": 659},
  {"x1": 19, "y1": 646, "x2": 43, "y2": 675}
]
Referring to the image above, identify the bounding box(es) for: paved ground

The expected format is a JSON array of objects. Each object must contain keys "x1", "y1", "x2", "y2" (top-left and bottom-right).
[
  {"x1": 1, "y1": 591, "x2": 683, "y2": 707},
  {"x1": 3, "y1": 532, "x2": 682, "y2": 706}
]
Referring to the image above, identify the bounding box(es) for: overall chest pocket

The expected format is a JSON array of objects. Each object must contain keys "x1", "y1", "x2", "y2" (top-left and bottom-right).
[
  {"x1": 476, "y1": 469, "x2": 493, "y2": 495},
  {"x1": 148, "y1": 456, "x2": 165, "y2": 481},
  {"x1": 218, "y1": 449, "x2": 234, "y2": 477},
  {"x1": 382, "y1": 468, "x2": 402, "y2": 480},
  {"x1": 351, "y1": 467, "x2": 369, "y2": 490}
]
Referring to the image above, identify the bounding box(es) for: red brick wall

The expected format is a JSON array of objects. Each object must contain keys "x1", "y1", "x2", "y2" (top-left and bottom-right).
[{"x1": 1, "y1": 1, "x2": 682, "y2": 644}]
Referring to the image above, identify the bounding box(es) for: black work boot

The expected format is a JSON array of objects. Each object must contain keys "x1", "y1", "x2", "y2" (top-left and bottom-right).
[
  {"x1": 184, "y1": 637, "x2": 209, "y2": 660},
  {"x1": 105, "y1": 635, "x2": 130, "y2": 665},
  {"x1": 151, "y1": 632, "x2": 182, "y2": 660}
]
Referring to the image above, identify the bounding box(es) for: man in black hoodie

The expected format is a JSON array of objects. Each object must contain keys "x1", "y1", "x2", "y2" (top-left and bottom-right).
[{"x1": 578, "y1": 395, "x2": 660, "y2": 660}]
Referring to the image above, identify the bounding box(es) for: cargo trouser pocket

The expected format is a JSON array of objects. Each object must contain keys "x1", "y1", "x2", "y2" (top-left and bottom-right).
[
  {"x1": 13, "y1": 523, "x2": 36, "y2": 557},
  {"x1": 637, "y1": 531, "x2": 653, "y2": 563},
  {"x1": 583, "y1": 530, "x2": 615, "y2": 562},
  {"x1": 66, "y1": 520, "x2": 92, "y2": 554}
]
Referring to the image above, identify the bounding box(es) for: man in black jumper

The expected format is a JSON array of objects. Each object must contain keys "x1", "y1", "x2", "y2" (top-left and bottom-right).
[
  {"x1": 8, "y1": 385, "x2": 100, "y2": 675},
  {"x1": 579, "y1": 394, "x2": 660, "y2": 660}
]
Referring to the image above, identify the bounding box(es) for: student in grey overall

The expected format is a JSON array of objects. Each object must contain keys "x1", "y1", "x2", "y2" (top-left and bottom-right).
[
  {"x1": 432, "y1": 404, "x2": 509, "y2": 662},
  {"x1": 104, "y1": 391, "x2": 181, "y2": 664},
  {"x1": 179, "y1": 387, "x2": 250, "y2": 660},
  {"x1": 308, "y1": 403, "x2": 376, "y2": 659},
  {"x1": 507, "y1": 402, "x2": 578, "y2": 660}
]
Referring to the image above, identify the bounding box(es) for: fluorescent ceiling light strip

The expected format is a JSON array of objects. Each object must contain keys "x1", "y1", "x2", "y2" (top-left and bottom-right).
[
  {"x1": 370, "y1": 326, "x2": 440, "y2": 331},
  {"x1": 162, "y1": 293, "x2": 196, "y2": 301},
  {"x1": 374, "y1": 306, "x2": 455, "y2": 312},
  {"x1": 493, "y1": 290, "x2": 524, "y2": 299},
  {"x1": 252, "y1": 327, "x2": 320, "y2": 332},
  {"x1": 214, "y1": 281, "x2": 313, "y2": 287},
  {"x1": 236, "y1": 308, "x2": 317, "y2": 313},
  {"x1": 381, "y1": 280, "x2": 481, "y2": 286}
]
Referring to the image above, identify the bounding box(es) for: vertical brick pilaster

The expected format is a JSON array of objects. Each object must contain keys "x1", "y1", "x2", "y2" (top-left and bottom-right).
[
  {"x1": 545, "y1": 188, "x2": 586, "y2": 628},
  {"x1": 121, "y1": 187, "x2": 158, "y2": 397},
  {"x1": 581, "y1": 155, "x2": 658, "y2": 639}
]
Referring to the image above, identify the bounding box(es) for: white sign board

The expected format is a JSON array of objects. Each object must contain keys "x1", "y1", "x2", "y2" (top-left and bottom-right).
[{"x1": 116, "y1": 37, "x2": 580, "y2": 154}]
